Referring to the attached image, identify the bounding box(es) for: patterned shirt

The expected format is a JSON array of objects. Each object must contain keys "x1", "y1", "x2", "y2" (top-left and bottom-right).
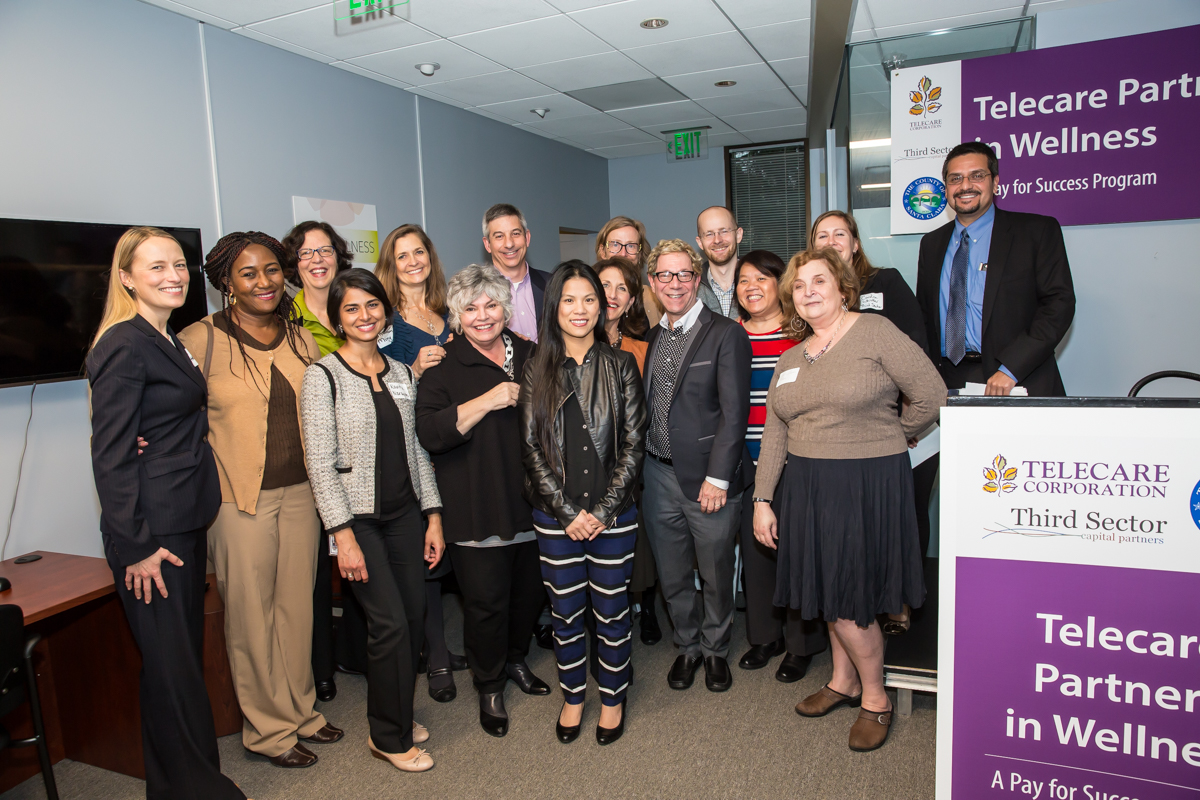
[
  {"x1": 646, "y1": 322, "x2": 691, "y2": 460},
  {"x1": 742, "y1": 324, "x2": 798, "y2": 465}
]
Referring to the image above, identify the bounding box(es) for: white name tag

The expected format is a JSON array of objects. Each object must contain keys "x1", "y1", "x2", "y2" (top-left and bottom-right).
[
  {"x1": 776, "y1": 367, "x2": 800, "y2": 386},
  {"x1": 860, "y1": 292, "x2": 884, "y2": 311},
  {"x1": 376, "y1": 328, "x2": 393, "y2": 348},
  {"x1": 388, "y1": 383, "x2": 412, "y2": 402}
]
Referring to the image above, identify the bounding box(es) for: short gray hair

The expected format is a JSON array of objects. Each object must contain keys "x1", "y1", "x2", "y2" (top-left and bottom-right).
[
  {"x1": 447, "y1": 264, "x2": 514, "y2": 334},
  {"x1": 481, "y1": 203, "x2": 528, "y2": 238}
]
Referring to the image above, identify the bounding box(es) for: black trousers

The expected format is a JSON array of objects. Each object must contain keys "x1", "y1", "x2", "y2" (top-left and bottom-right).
[
  {"x1": 738, "y1": 490, "x2": 828, "y2": 655},
  {"x1": 937, "y1": 357, "x2": 986, "y2": 390},
  {"x1": 448, "y1": 540, "x2": 543, "y2": 694},
  {"x1": 312, "y1": 530, "x2": 369, "y2": 682},
  {"x1": 103, "y1": 530, "x2": 244, "y2": 800},
  {"x1": 347, "y1": 507, "x2": 426, "y2": 754}
]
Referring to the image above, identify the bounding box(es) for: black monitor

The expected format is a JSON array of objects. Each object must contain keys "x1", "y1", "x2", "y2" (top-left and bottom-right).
[{"x1": 0, "y1": 218, "x2": 208, "y2": 386}]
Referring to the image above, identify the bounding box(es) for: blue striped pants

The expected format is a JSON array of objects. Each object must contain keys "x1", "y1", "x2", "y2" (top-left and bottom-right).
[{"x1": 533, "y1": 507, "x2": 637, "y2": 707}]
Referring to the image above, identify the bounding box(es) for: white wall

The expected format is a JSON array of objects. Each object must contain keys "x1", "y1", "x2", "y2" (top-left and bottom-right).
[{"x1": 608, "y1": 152, "x2": 727, "y2": 247}]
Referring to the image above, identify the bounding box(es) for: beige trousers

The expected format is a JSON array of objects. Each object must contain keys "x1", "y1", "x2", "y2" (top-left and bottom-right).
[{"x1": 209, "y1": 482, "x2": 326, "y2": 756}]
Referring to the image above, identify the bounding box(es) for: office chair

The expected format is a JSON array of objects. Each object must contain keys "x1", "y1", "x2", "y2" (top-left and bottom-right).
[
  {"x1": 0, "y1": 604, "x2": 59, "y2": 800},
  {"x1": 1127, "y1": 370, "x2": 1200, "y2": 397}
]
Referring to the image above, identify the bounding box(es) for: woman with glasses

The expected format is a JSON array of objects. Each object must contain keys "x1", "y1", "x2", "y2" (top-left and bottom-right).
[{"x1": 596, "y1": 216, "x2": 659, "y2": 327}]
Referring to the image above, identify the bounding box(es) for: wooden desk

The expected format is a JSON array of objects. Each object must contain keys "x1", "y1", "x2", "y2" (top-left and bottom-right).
[{"x1": 0, "y1": 551, "x2": 240, "y2": 793}]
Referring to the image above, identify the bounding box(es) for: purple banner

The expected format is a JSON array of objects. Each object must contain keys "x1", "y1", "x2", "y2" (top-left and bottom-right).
[
  {"x1": 953, "y1": 557, "x2": 1200, "y2": 798},
  {"x1": 961, "y1": 24, "x2": 1200, "y2": 226}
]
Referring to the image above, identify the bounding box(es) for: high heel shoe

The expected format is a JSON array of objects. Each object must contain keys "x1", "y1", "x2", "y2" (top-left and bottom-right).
[
  {"x1": 596, "y1": 700, "x2": 626, "y2": 746},
  {"x1": 556, "y1": 702, "x2": 582, "y2": 744},
  {"x1": 367, "y1": 737, "x2": 433, "y2": 772}
]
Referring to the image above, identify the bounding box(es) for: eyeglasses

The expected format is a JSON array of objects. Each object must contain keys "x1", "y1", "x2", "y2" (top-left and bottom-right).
[
  {"x1": 700, "y1": 227, "x2": 735, "y2": 242},
  {"x1": 606, "y1": 241, "x2": 641, "y2": 255},
  {"x1": 652, "y1": 269, "x2": 697, "y2": 284},
  {"x1": 297, "y1": 246, "x2": 335, "y2": 261},
  {"x1": 945, "y1": 170, "x2": 992, "y2": 186}
]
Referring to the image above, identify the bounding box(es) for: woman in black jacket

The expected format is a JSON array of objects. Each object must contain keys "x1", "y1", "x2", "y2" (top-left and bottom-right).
[
  {"x1": 518, "y1": 262, "x2": 647, "y2": 746},
  {"x1": 86, "y1": 227, "x2": 244, "y2": 800}
]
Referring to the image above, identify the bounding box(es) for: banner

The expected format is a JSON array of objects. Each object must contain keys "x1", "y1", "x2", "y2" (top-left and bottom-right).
[
  {"x1": 938, "y1": 405, "x2": 1200, "y2": 799},
  {"x1": 892, "y1": 24, "x2": 1200, "y2": 233},
  {"x1": 291, "y1": 197, "x2": 378, "y2": 267},
  {"x1": 890, "y1": 61, "x2": 961, "y2": 235}
]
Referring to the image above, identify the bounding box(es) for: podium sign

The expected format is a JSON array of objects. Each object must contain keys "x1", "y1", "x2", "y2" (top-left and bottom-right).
[{"x1": 937, "y1": 403, "x2": 1200, "y2": 799}]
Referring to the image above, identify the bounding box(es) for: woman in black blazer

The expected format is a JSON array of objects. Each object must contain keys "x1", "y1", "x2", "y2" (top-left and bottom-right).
[{"x1": 86, "y1": 227, "x2": 244, "y2": 800}]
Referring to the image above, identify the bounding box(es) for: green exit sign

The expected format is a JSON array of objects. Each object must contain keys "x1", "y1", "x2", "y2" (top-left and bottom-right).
[{"x1": 666, "y1": 127, "x2": 709, "y2": 162}]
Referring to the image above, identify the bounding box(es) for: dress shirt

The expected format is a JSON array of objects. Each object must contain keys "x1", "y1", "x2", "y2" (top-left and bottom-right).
[{"x1": 505, "y1": 264, "x2": 539, "y2": 342}]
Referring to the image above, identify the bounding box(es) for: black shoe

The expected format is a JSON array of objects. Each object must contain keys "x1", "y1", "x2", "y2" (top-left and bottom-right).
[
  {"x1": 703, "y1": 656, "x2": 732, "y2": 692},
  {"x1": 596, "y1": 700, "x2": 626, "y2": 746},
  {"x1": 506, "y1": 661, "x2": 551, "y2": 695},
  {"x1": 667, "y1": 654, "x2": 703, "y2": 690},
  {"x1": 639, "y1": 602, "x2": 662, "y2": 645},
  {"x1": 479, "y1": 691, "x2": 508, "y2": 737},
  {"x1": 315, "y1": 679, "x2": 337, "y2": 703},
  {"x1": 534, "y1": 624, "x2": 555, "y2": 650},
  {"x1": 775, "y1": 652, "x2": 813, "y2": 683},
  {"x1": 428, "y1": 668, "x2": 457, "y2": 703},
  {"x1": 335, "y1": 662, "x2": 365, "y2": 676},
  {"x1": 449, "y1": 652, "x2": 469, "y2": 671},
  {"x1": 556, "y1": 702, "x2": 582, "y2": 744},
  {"x1": 417, "y1": 648, "x2": 428, "y2": 675},
  {"x1": 737, "y1": 639, "x2": 785, "y2": 670}
]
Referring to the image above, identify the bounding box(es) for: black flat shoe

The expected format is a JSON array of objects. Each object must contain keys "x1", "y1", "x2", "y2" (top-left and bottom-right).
[
  {"x1": 506, "y1": 661, "x2": 550, "y2": 695},
  {"x1": 428, "y1": 668, "x2": 457, "y2": 703},
  {"x1": 639, "y1": 602, "x2": 662, "y2": 645},
  {"x1": 556, "y1": 702, "x2": 582, "y2": 744},
  {"x1": 315, "y1": 679, "x2": 337, "y2": 703},
  {"x1": 737, "y1": 639, "x2": 785, "y2": 670},
  {"x1": 667, "y1": 654, "x2": 703, "y2": 690},
  {"x1": 775, "y1": 652, "x2": 813, "y2": 683},
  {"x1": 479, "y1": 691, "x2": 508, "y2": 737},
  {"x1": 335, "y1": 662, "x2": 365, "y2": 676},
  {"x1": 703, "y1": 656, "x2": 732, "y2": 692},
  {"x1": 596, "y1": 700, "x2": 626, "y2": 746},
  {"x1": 534, "y1": 624, "x2": 555, "y2": 650},
  {"x1": 449, "y1": 652, "x2": 469, "y2": 671}
]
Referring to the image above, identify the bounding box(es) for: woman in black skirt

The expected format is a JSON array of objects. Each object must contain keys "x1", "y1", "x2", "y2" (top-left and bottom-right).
[{"x1": 751, "y1": 248, "x2": 945, "y2": 752}]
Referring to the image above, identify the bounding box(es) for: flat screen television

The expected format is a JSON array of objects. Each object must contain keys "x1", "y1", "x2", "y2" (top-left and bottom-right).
[{"x1": 0, "y1": 218, "x2": 208, "y2": 387}]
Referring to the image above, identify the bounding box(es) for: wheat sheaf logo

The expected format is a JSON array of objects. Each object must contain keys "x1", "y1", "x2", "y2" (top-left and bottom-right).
[
  {"x1": 909, "y1": 76, "x2": 942, "y2": 117},
  {"x1": 983, "y1": 455, "x2": 1017, "y2": 495}
]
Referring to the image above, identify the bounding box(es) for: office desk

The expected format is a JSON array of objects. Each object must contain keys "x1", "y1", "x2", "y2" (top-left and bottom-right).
[{"x1": 0, "y1": 551, "x2": 240, "y2": 793}]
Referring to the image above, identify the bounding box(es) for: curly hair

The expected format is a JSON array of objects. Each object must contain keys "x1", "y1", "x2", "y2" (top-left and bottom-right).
[
  {"x1": 446, "y1": 264, "x2": 513, "y2": 334},
  {"x1": 280, "y1": 221, "x2": 353, "y2": 285},
  {"x1": 779, "y1": 247, "x2": 861, "y2": 340},
  {"x1": 645, "y1": 238, "x2": 702, "y2": 279}
]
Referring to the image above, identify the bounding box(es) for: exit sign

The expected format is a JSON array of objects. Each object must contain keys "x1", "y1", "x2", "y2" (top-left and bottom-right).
[{"x1": 665, "y1": 127, "x2": 709, "y2": 162}]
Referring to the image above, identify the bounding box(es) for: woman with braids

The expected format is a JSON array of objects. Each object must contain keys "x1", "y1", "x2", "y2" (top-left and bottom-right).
[
  {"x1": 178, "y1": 231, "x2": 344, "y2": 769},
  {"x1": 518, "y1": 261, "x2": 647, "y2": 746}
]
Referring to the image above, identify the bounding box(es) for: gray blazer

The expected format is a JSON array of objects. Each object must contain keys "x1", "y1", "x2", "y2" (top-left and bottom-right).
[{"x1": 300, "y1": 352, "x2": 441, "y2": 532}]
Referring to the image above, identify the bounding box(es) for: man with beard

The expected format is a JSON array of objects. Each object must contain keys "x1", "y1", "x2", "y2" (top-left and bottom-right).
[
  {"x1": 915, "y1": 142, "x2": 1075, "y2": 397},
  {"x1": 694, "y1": 206, "x2": 744, "y2": 319}
]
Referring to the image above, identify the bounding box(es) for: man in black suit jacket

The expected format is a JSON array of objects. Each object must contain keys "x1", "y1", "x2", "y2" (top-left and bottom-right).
[
  {"x1": 483, "y1": 203, "x2": 551, "y2": 341},
  {"x1": 916, "y1": 142, "x2": 1075, "y2": 397},
  {"x1": 641, "y1": 239, "x2": 751, "y2": 693}
]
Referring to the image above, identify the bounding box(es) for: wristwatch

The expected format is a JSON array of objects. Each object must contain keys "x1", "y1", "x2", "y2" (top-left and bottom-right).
[{"x1": 752, "y1": 497, "x2": 772, "y2": 503}]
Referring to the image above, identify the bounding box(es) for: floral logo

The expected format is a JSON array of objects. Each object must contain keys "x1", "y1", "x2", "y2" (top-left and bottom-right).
[
  {"x1": 909, "y1": 76, "x2": 942, "y2": 117},
  {"x1": 983, "y1": 455, "x2": 1017, "y2": 495}
]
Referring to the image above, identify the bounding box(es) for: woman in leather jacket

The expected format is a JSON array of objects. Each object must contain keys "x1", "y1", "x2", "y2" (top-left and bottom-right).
[{"x1": 518, "y1": 261, "x2": 647, "y2": 747}]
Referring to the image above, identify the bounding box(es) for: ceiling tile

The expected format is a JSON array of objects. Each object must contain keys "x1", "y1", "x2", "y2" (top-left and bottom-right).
[
  {"x1": 608, "y1": 100, "x2": 710, "y2": 126},
  {"x1": 742, "y1": 19, "x2": 809, "y2": 62},
  {"x1": 869, "y1": 7, "x2": 1023, "y2": 38},
  {"x1": 245, "y1": 4, "x2": 436, "y2": 60},
  {"x1": 139, "y1": 0, "x2": 237, "y2": 28},
  {"x1": 234, "y1": 27, "x2": 333, "y2": 62},
  {"x1": 451, "y1": 15, "x2": 612, "y2": 69},
  {"x1": 419, "y1": 70, "x2": 550, "y2": 106},
  {"x1": 769, "y1": 56, "x2": 808, "y2": 87},
  {"x1": 741, "y1": 123, "x2": 806, "y2": 142},
  {"x1": 869, "y1": 0, "x2": 1022, "y2": 29},
  {"x1": 788, "y1": 83, "x2": 808, "y2": 103},
  {"x1": 520, "y1": 112, "x2": 631, "y2": 137},
  {"x1": 569, "y1": 0, "x2": 735, "y2": 49},
  {"x1": 713, "y1": 0, "x2": 809, "y2": 28},
  {"x1": 469, "y1": 106, "x2": 524, "y2": 125},
  {"x1": 170, "y1": 0, "x2": 325, "y2": 26},
  {"x1": 569, "y1": 127, "x2": 660, "y2": 148},
  {"x1": 518, "y1": 51, "x2": 654, "y2": 91},
  {"x1": 548, "y1": 0, "x2": 625, "y2": 12},
  {"x1": 477, "y1": 92, "x2": 597, "y2": 123},
  {"x1": 724, "y1": 106, "x2": 806, "y2": 131},
  {"x1": 707, "y1": 130, "x2": 752, "y2": 147},
  {"x1": 696, "y1": 87, "x2": 801, "y2": 117},
  {"x1": 663, "y1": 62, "x2": 784, "y2": 99},
  {"x1": 853, "y1": 0, "x2": 877, "y2": 33},
  {"x1": 329, "y1": 60, "x2": 413, "y2": 88},
  {"x1": 652, "y1": 116, "x2": 737, "y2": 135},
  {"x1": 405, "y1": 0, "x2": 559, "y2": 38},
  {"x1": 625, "y1": 31, "x2": 760, "y2": 75},
  {"x1": 406, "y1": 85, "x2": 470, "y2": 108},
  {"x1": 589, "y1": 142, "x2": 665, "y2": 158},
  {"x1": 348, "y1": 39, "x2": 503, "y2": 84}
]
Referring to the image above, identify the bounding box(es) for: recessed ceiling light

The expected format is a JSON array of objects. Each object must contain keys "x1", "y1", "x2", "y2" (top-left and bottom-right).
[
  {"x1": 640, "y1": 18, "x2": 668, "y2": 29},
  {"x1": 531, "y1": 108, "x2": 549, "y2": 119},
  {"x1": 415, "y1": 62, "x2": 440, "y2": 76},
  {"x1": 714, "y1": 80, "x2": 737, "y2": 87}
]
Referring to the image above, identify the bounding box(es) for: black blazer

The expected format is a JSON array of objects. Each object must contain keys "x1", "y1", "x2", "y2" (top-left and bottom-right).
[
  {"x1": 529, "y1": 266, "x2": 550, "y2": 322},
  {"x1": 860, "y1": 267, "x2": 929, "y2": 355},
  {"x1": 644, "y1": 304, "x2": 752, "y2": 499},
  {"x1": 916, "y1": 206, "x2": 1075, "y2": 397},
  {"x1": 86, "y1": 316, "x2": 221, "y2": 566}
]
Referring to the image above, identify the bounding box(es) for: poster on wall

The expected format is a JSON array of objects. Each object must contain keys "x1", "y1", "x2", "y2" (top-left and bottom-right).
[
  {"x1": 291, "y1": 196, "x2": 378, "y2": 268},
  {"x1": 891, "y1": 24, "x2": 1200, "y2": 233},
  {"x1": 937, "y1": 404, "x2": 1200, "y2": 800}
]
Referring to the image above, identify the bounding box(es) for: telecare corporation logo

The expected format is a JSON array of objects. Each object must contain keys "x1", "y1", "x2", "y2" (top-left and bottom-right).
[
  {"x1": 1191, "y1": 478, "x2": 1200, "y2": 530},
  {"x1": 982, "y1": 455, "x2": 1017, "y2": 495},
  {"x1": 904, "y1": 177, "x2": 946, "y2": 221}
]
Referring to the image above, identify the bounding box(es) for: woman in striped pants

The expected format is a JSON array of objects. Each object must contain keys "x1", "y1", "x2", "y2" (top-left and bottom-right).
[{"x1": 518, "y1": 261, "x2": 647, "y2": 746}]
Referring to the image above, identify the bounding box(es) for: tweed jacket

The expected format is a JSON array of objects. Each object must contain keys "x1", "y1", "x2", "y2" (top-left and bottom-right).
[{"x1": 300, "y1": 351, "x2": 441, "y2": 532}]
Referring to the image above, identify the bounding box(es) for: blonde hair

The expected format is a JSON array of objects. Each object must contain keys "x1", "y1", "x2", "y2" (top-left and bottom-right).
[
  {"x1": 91, "y1": 226, "x2": 180, "y2": 349},
  {"x1": 779, "y1": 247, "x2": 861, "y2": 340},
  {"x1": 809, "y1": 210, "x2": 879, "y2": 285},
  {"x1": 646, "y1": 238, "x2": 702, "y2": 279}
]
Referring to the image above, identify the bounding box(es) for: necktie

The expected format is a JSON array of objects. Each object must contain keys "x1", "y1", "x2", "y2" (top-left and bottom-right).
[{"x1": 946, "y1": 231, "x2": 969, "y2": 365}]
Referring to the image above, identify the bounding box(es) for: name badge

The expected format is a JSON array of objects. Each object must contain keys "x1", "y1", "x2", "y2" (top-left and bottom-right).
[
  {"x1": 389, "y1": 383, "x2": 412, "y2": 402},
  {"x1": 183, "y1": 346, "x2": 199, "y2": 368},
  {"x1": 376, "y1": 328, "x2": 394, "y2": 348},
  {"x1": 860, "y1": 292, "x2": 884, "y2": 311},
  {"x1": 776, "y1": 367, "x2": 800, "y2": 386}
]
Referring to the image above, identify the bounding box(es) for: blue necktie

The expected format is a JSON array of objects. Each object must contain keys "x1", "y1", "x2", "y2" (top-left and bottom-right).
[{"x1": 946, "y1": 231, "x2": 969, "y2": 365}]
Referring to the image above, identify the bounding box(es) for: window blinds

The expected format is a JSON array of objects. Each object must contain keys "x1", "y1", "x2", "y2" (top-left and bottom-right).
[{"x1": 728, "y1": 142, "x2": 807, "y2": 261}]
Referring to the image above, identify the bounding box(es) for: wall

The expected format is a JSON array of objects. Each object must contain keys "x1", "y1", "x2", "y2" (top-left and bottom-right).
[{"x1": 607, "y1": 152, "x2": 727, "y2": 247}]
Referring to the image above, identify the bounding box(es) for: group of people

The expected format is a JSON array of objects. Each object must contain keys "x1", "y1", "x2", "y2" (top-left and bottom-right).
[{"x1": 85, "y1": 141, "x2": 1074, "y2": 798}]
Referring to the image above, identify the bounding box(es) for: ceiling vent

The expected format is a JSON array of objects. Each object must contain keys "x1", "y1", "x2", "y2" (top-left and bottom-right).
[{"x1": 565, "y1": 78, "x2": 687, "y2": 112}]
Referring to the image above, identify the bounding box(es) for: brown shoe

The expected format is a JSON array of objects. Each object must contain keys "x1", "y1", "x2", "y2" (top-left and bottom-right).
[
  {"x1": 795, "y1": 684, "x2": 863, "y2": 718},
  {"x1": 848, "y1": 707, "x2": 893, "y2": 752},
  {"x1": 302, "y1": 723, "x2": 344, "y2": 744},
  {"x1": 265, "y1": 743, "x2": 318, "y2": 768}
]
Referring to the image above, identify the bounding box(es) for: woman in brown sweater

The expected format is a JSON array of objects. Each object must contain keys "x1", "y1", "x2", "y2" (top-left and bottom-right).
[
  {"x1": 178, "y1": 232, "x2": 342, "y2": 769},
  {"x1": 752, "y1": 248, "x2": 945, "y2": 753}
]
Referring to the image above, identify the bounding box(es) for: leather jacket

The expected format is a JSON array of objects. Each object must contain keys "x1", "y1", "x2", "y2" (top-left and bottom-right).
[{"x1": 518, "y1": 342, "x2": 647, "y2": 529}]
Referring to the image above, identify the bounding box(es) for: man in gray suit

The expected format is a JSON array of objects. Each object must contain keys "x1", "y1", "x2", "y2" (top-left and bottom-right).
[{"x1": 641, "y1": 238, "x2": 751, "y2": 692}]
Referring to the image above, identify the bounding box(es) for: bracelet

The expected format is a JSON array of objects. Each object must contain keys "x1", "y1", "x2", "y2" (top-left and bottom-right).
[{"x1": 752, "y1": 497, "x2": 772, "y2": 504}]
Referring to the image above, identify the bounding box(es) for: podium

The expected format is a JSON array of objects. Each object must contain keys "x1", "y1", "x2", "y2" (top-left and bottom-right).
[{"x1": 934, "y1": 396, "x2": 1200, "y2": 799}]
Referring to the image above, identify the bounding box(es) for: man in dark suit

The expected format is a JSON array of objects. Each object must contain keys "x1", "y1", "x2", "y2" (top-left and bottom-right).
[
  {"x1": 482, "y1": 203, "x2": 550, "y2": 342},
  {"x1": 916, "y1": 142, "x2": 1075, "y2": 397},
  {"x1": 641, "y1": 239, "x2": 751, "y2": 693}
]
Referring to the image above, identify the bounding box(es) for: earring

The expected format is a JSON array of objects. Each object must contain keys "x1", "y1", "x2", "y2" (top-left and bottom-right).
[
  {"x1": 229, "y1": 294, "x2": 237, "y2": 306},
  {"x1": 336, "y1": 324, "x2": 344, "y2": 336},
  {"x1": 841, "y1": 301, "x2": 848, "y2": 311}
]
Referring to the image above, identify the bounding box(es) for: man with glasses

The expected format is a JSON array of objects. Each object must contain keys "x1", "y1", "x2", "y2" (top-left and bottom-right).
[
  {"x1": 916, "y1": 142, "x2": 1075, "y2": 397},
  {"x1": 482, "y1": 203, "x2": 550, "y2": 342},
  {"x1": 641, "y1": 239, "x2": 751, "y2": 693},
  {"x1": 694, "y1": 206, "x2": 745, "y2": 319}
]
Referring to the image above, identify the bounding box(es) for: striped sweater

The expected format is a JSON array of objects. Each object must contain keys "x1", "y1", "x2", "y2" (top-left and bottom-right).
[{"x1": 743, "y1": 324, "x2": 798, "y2": 465}]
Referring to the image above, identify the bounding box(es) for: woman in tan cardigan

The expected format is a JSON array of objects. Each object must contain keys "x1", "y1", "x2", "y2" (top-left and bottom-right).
[{"x1": 178, "y1": 232, "x2": 342, "y2": 769}]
